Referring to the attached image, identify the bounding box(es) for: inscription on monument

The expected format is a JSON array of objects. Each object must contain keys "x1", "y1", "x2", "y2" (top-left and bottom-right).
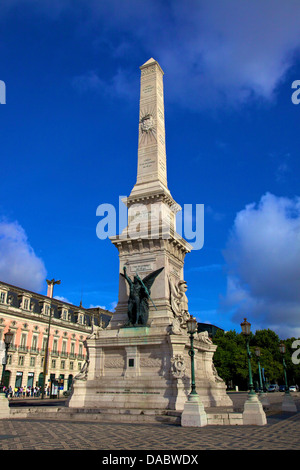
[
  {"x1": 142, "y1": 84, "x2": 154, "y2": 95},
  {"x1": 140, "y1": 157, "x2": 155, "y2": 169},
  {"x1": 159, "y1": 134, "x2": 165, "y2": 145},
  {"x1": 129, "y1": 263, "x2": 153, "y2": 273},
  {"x1": 157, "y1": 108, "x2": 164, "y2": 122}
]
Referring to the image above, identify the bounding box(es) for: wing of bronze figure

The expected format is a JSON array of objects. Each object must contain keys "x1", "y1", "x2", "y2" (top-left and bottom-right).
[{"x1": 142, "y1": 267, "x2": 164, "y2": 291}]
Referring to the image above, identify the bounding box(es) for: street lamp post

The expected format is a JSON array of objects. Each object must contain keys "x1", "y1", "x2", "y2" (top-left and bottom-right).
[
  {"x1": 279, "y1": 343, "x2": 289, "y2": 394},
  {"x1": 240, "y1": 318, "x2": 255, "y2": 396},
  {"x1": 0, "y1": 330, "x2": 13, "y2": 418},
  {"x1": 279, "y1": 342, "x2": 297, "y2": 412},
  {"x1": 186, "y1": 316, "x2": 198, "y2": 397},
  {"x1": 255, "y1": 346, "x2": 269, "y2": 407},
  {"x1": 255, "y1": 347, "x2": 263, "y2": 392},
  {"x1": 41, "y1": 307, "x2": 54, "y2": 399},
  {"x1": 181, "y1": 316, "x2": 207, "y2": 427},
  {"x1": 240, "y1": 318, "x2": 267, "y2": 425},
  {"x1": 0, "y1": 330, "x2": 13, "y2": 393}
]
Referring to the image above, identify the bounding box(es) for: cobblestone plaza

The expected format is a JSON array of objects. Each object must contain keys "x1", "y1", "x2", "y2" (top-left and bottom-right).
[{"x1": 0, "y1": 393, "x2": 299, "y2": 451}]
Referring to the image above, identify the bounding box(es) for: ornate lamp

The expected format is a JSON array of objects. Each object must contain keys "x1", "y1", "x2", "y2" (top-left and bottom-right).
[
  {"x1": 1, "y1": 330, "x2": 13, "y2": 392},
  {"x1": 181, "y1": 316, "x2": 208, "y2": 427},
  {"x1": 4, "y1": 330, "x2": 13, "y2": 347},
  {"x1": 240, "y1": 318, "x2": 255, "y2": 395},
  {"x1": 279, "y1": 342, "x2": 289, "y2": 394},
  {"x1": 241, "y1": 318, "x2": 251, "y2": 336},
  {"x1": 255, "y1": 347, "x2": 264, "y2": 392},
  {"x1": 186, "y1": 316, "x2": 198, "y2": 335},
  {"x1": 279, "y1": 342, "x2": 286, "y2": 355},
  {"x1": 186, "y1": 316, "x2": 198, "y2": 396}
]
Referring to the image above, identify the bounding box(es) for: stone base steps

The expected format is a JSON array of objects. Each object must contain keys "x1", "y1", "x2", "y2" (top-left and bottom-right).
[{"x1": 8, "y1": 406, "x2": 244, "y2": 425}]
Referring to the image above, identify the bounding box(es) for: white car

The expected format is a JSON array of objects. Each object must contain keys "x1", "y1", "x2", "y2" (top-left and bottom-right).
[{"x1": 289, "y1": 385, "x2": 298, "y2": 392}]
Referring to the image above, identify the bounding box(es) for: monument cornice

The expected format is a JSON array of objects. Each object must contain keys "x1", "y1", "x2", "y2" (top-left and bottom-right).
[
  {"x1": 126, "y1": 190, "x2": 181, "y2": 212},
  {"x1": 110, "y1": 233, "x2": 192, "y2": 257},
  {"x1": 140, "y1": 57, "x2": 164, "y2": 76}
]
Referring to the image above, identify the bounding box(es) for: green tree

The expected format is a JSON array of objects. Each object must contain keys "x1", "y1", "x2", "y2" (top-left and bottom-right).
[
  {"x1": 213, "y1": 330, "x2": 250, "y2": 390},
  {"x1": 212, "y1": 328, "x2": 299, "y2": 390}
]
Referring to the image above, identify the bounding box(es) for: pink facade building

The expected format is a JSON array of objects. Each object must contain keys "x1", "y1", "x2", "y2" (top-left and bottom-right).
[{"x1": 0, "y1": 280, "x2": 112, "y2": 393}]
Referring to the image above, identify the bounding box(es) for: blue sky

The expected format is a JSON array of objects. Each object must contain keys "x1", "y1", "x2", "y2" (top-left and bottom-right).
[{"x1": 0, "y1": 1, "x2": 300, "y2": 338}]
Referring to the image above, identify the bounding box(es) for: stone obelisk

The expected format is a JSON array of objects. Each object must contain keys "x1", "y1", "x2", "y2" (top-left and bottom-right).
[
  {"x1": 131, "y1": 57, "x2": 169, "y2": 197},
  {"x1": 68, "y1": 59, "x2": 232, "y2": 414},
  {"x1": 110, "y1": 58, "x2": 192, "y2": 330}
]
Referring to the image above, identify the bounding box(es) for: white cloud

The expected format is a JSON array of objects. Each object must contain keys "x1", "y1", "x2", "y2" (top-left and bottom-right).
[
  {"x1": 89, "y1": 304, "x2": 107, "y2": 310},
  {"x1": 54, "y1": 295, "x2": 71, "y2": 304},
  {"x1": 4, "y1": 0, "x2": 300, "y2": 110},
  {"x1": 220, "y1": 193, "x2": 300, "y2": 338},
  {"x1": 0, "y1": 219, "x2": 47, "y2": 292},
  {"x1": 79, "y1": 0, "x2": 300, "y2": 110}
]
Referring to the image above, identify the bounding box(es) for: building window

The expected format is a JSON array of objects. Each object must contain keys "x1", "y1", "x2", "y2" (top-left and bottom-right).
[
  {"x1": 52, "y1": 339, "x2": 58, "y2": 354},
  {"x1": 23, "y1": 298, "x2": 29, "y2": 310},
  {"x1": 62, "y1": 341, "x2": 67, "y2": 354},
  {"x1": 62, "y1": 309, "x2": 68, "y2": 321},
  {"x1": 0, "y1": 292, "x2": 6, "y2": 303},
  {"x1": 61, "y1": 360, "x2": 65, "y2": 370},
  {"x1": 15, "y1": 372, "x2": 23, "y2": 388},
  {"x1": 42, "y1": 337, "x2": 47, "y2": 352},
  {"x1": 18, "y1": 356, "x2": 24, "y2": 366},
  {"x1": 70, "y1": 361, "x2": 73, "y2": 370},
  {"x1": 45, "y1": 305, "x2": 50, "y2": 316},
  {"x1": 51, "y1": 359, "x2": 56, "y2": 369},
  {"x1": 30, "y1": 356, "x2": 36, "y2": 367},
  {"x1": 31, "y1": 335, "x2": 38, "y2": 352},
  {"x1": 70, "y1": 342, "x2": 75, "y2": 357},
  {"x1": 20, "y1": 333, "x2": 27, "y2": 351}
]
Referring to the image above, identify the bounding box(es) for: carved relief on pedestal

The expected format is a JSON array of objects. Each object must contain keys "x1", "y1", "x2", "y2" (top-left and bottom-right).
[
  {"x1": 197, "y1": 331, "x2": 213, "y2": 345},
  {"x1": 171, "y1": 354, "x2": 186, "y2": 379},
  {"x1": 74, "y1": 340, "x2": 89, "y2": 381},
  {"x1": 168, "y1": 276, "x2": 191, "y2": 334},
  {"x1": 212, "y1": 363, "x2": 224, "y2": 383},
  {"x1": 87, "y1": 323, "x2": 104, "y2": 340}
]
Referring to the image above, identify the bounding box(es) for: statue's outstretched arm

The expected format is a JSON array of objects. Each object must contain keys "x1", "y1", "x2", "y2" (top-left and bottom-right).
[{"x1": 121, "y1": 266, "x2": 133, "y2": 286}]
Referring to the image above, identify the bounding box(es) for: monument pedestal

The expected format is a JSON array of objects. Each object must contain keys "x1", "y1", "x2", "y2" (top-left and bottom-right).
[
  {"x1": 0, "y1": 394, "x2": 10, "y2": 419},
  {"x1": 68, "y1": 323, "x2": 232, "y2": 412},
  {"x1": 282, "y1": 393, "x2": 297, "y2": 413},
  {"x1": 242, "y1": 393, "x2": 267, "y2": 425},
  {"x1": 259, "y1": 392, "x2": 270, "y2": 408},
  {"x1": 181, "y1": 393, "x2": 207, "y2": 427}
]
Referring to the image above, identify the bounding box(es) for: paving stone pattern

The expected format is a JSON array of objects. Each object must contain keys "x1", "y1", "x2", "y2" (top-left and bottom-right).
[{"x1": 0, "y1": 393, "x2": 299, "y2": 451}]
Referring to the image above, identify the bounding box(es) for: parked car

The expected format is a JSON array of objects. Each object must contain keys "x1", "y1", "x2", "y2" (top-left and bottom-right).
[
  {"x1": 289, "y1": 385, "x2": 298, "y2": 392},
  {"x1": 279, "y1": 385, "x2": 286, "y2": 392},
  {"x1": 268, "y1": 384, "x2": 279, "y2": 392}
]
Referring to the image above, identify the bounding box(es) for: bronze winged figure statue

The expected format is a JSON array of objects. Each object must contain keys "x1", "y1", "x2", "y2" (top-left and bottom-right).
[{"x1": 120, "y1": 266, "x2": 164, "y2": 326}]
